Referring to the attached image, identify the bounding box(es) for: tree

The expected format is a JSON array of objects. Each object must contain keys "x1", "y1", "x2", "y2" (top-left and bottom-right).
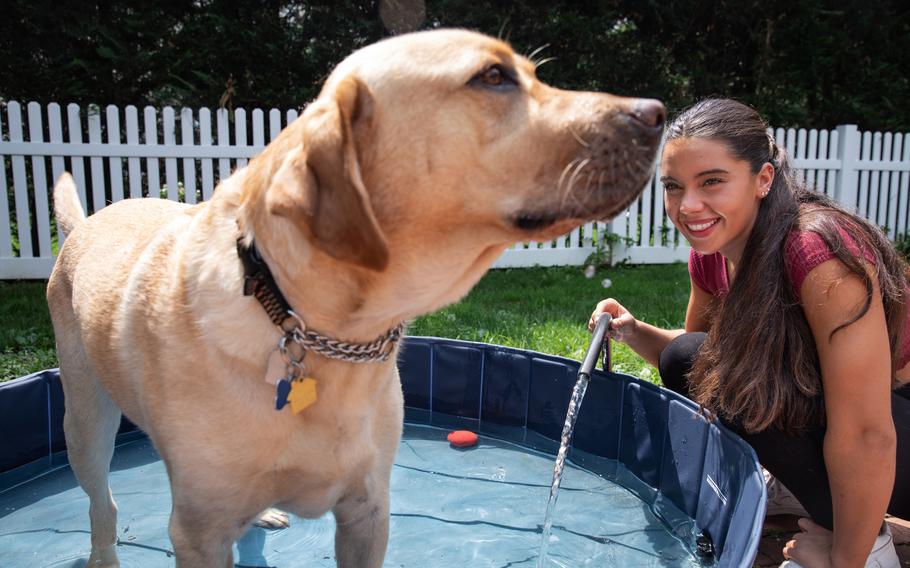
[{"x1": 1, "y1": 0, "x2": 907, "y2": 130}]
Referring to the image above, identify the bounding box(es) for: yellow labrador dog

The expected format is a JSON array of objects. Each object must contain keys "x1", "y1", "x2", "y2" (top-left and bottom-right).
[{"x1": 48, "y1": 29, "x2": 664, "y2": 567}]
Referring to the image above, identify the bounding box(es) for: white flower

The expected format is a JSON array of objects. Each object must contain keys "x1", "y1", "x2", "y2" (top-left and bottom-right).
[
  {"x1": 601, "y1": 278, "x2": 612, "y2": 289},
  {"x1": 584, "y1": 265, "x2": 596, "y2": 278}
]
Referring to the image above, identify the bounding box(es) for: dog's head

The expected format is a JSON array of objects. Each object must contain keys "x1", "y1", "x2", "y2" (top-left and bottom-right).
[{"x1": 243, "y1": 29, "x2": 663, "y2": 319}]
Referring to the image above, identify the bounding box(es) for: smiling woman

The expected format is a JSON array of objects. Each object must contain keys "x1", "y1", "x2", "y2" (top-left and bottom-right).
[{"x1": 590, "y1": 98, "x2": 910, "y2": 568}]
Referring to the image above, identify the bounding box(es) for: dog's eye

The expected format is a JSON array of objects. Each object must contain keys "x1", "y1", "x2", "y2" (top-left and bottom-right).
[
  {"x1": 481, "y1": 67, "x2": 504, "y2": 86},
  {"x1": 470, "y1": 65, "x2": 517, "y2": 90}
]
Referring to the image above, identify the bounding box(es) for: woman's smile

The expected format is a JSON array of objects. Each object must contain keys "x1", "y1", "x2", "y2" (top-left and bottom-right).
[{"x1": 683, "y1": 217, "x2": 721, "y2": 236}]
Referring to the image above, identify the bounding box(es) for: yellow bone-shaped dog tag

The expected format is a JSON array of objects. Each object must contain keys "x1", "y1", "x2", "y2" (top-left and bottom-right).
[{"x1": 288, "y1": 377, "x2": 318, "y2": 414}]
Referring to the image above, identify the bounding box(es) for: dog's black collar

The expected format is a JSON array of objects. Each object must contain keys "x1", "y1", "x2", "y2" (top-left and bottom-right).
[
  {"x1": 237, "y1": 238, "x2": 293, "y2": 327},
  {"x1": 236, "y1": 237, "x2": 407, "y2": 364}
]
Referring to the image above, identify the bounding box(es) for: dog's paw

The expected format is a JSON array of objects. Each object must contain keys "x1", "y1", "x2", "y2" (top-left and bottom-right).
[
  {"x1": 87, "y1": 544, "x2": 120, "y2": 567},
  {"x1": 252, "y1": 508, "x2": 291, "y2": 530}
]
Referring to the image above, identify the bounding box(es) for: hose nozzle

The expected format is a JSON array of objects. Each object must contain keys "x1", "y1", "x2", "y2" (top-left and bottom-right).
[{"x1": 580, "y1": 314, "x2": 612, "y2": 379}]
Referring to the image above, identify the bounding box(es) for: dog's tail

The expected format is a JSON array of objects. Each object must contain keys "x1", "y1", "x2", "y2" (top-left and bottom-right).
[{"x1": 53, "y1": 173, "x2": 86, "y2": 235}]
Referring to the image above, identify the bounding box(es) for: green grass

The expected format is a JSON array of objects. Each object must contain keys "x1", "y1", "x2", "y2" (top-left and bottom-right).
[
  {"x1": 0, "y1": 280, "x2": 57, "y2": 381},
  {"x1": 0, "y1": 263, "x2": 691, "y2": 383},
  {"x1": 409, "y1": 263, "x2": 689, "y2": 382}
]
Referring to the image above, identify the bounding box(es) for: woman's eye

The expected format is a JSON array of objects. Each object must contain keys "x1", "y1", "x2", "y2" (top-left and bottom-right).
[
  {"x1": 663, "y1": 182, "x2": 681, "y2": 192},
  {"x1": 704, "y1": 178, "x2": 723, "y2": 186}
]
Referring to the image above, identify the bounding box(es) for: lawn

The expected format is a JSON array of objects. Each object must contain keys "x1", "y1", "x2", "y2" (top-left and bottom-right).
[
  {"x1": 0, "y1": 280, "x2": 56, "y2": 381},
  {"x1": 408, "y1": 263, "x2": 690, "y2": 382},
  {"x1": 0, "y1": 263, "x2": 691, "y2": 383}
]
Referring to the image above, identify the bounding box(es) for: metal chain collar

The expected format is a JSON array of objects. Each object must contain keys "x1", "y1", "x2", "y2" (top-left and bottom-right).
[
  {"x1": 237, "y1": 238, "x2": 405, "y2": 367},
  {"x1": 280, "y1": 310, "x2": 405, "y2": 364}
]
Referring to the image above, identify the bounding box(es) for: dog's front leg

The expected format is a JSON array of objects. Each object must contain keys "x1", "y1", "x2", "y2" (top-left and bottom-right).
[{"x1": 333, "y1": 488, "x2": 390, "y2": 568}]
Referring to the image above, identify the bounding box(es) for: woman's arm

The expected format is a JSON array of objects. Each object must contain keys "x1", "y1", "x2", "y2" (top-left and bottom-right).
[
  {"x1": 619, "y1": 319, "x2": 684, "y2": 368},
  {"x1": 589, "y1": 274, "x2": 713, "y2": 368},
  {"x1": 798, "y1": 259, "x2": 896, "y2": 567},
  {"x1": 685, "y1": 276, "x2": 714, "y2": 333}
]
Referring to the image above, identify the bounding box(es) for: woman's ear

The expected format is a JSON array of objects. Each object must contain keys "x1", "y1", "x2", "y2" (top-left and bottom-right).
[{"x1": 757, "y1": 162, "x2": 775, "y2": 198}]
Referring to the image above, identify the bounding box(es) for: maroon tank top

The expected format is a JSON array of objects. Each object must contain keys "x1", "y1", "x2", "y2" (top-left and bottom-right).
[{"x1": 688, "y1": 230, "x2": 910, "y2": 368}]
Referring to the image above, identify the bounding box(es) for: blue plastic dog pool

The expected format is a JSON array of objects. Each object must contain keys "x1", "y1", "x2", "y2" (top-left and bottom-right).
[{"x1": 0, "y1": 337, "x2": 765, "y2": 566}]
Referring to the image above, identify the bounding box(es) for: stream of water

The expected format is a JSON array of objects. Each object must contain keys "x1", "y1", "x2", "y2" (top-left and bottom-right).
[{"x1": 536, "y1": 373, "x2": 591, "y2": 568}]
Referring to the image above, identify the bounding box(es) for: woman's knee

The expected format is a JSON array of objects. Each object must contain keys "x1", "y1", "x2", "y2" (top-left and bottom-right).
[{"x1": 658, "y1": 332, "x2": 707, "y2": 395}]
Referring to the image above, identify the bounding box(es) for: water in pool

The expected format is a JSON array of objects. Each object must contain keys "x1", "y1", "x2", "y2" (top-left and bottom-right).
[{"x1": 0, "y1": 424, "x2": 706, "y2": 567}]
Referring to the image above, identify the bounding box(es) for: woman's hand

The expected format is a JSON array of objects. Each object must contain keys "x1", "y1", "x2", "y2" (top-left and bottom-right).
[
  {"x1": 783, "y1": 518, "x2": 833, "y2": 568},
  {"x1": 588, "y1": 298, "x2": 637, "y2": 343}
]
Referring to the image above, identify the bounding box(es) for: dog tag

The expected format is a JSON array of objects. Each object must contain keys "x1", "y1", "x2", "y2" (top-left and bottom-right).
[
  {"x1": 264, "y1": 350, "x2": 286, "y2": 385},
  {"x1": 288, "y1": 378, "x2": 318, "y2": 414},
  {"x1": 275, "y1": 378, "x2": 292, "y2": 410}
]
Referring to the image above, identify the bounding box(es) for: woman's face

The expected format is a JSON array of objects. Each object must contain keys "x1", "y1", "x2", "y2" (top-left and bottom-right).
[{"x1": 661, "y1": 137, "x2": 773, "y2": 262}]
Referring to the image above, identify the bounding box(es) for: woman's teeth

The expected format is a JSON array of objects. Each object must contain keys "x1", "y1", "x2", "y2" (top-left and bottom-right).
[{"x1": 687, "y1": 219, "x2": 718, "y2": 232}]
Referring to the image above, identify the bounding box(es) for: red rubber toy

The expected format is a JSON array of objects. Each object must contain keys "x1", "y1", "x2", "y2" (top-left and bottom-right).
[{"x1": 447, "y1": 430, "x2": 478, "y2": 448}]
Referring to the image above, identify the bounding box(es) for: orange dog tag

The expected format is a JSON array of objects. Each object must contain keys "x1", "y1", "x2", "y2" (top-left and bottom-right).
[{"x1": 288, "y1": 378, "x2": 318, "y2": 414}]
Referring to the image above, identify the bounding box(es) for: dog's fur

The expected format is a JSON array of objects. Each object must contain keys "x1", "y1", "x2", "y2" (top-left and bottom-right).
[{"x1": 47, "y1": 29, "x2": 662, "y2": 567}]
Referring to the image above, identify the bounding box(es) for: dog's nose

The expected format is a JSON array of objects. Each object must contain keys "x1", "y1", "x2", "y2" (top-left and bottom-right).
[{"x1": 628, "y1": 99, "x2": 666, "y2": 129}]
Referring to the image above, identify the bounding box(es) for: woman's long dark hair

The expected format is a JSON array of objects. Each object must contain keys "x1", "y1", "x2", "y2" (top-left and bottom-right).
[{"x1": 670, "y1": 98, "x2": 908, "y2": 434}]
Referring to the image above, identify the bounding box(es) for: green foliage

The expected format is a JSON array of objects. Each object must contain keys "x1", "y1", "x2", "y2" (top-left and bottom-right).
[
  {"x1": 893, "y1": 232, "x2": 910, "y2": 261},
  {"x1": 584, "y1": 230, "x2": 634, "y2": 269},
  {"x1": 9, "y1": 221, "x2": 19, "y2": 257},
  {"x1": 0, "y1": 1, "x2": 385, "y2": 111},
  {"x1": 0, "y1": 280, "x2": 56, "y2": 381},
  {"x1": 1, "y1": 1, "x2": 907, "y2": 130},
  {"x1": 8, "y1": 217, "x2": 60, "y2": 257},
  {"x1": 0, "y1": 346, "x2": 58, "y2": 381},
  {"x1": 159, "y1": 182, "x2": 201, "y2": 203}
]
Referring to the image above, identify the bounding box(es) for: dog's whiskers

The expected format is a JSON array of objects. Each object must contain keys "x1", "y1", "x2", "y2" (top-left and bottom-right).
[
  {"x1": 570, "y1": 128, "x2": 591, "y2": 149},
  {"x1": 561, "y1": 158, "x2": 590, "y2": 210},
  {"x1": 569, "y1": 170, "x2": 596, "y2": 210},
  {"x1": 527, "y1": 43, "x2": 550, "y2": 61},
  {"x1": 533, "y1": 56, "x2": 557, "y2": 69},
  {"x1": 497, "y1": 20, "x2": 511, "y2": 41},
  {"x1": 557, "y1": 158, "x2": 581, "y2": 197}
]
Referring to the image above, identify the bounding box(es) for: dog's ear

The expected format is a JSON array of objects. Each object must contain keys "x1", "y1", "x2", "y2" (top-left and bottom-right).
[{"x1": 267, "y1": 77, "x2": 389, "y2": 271}]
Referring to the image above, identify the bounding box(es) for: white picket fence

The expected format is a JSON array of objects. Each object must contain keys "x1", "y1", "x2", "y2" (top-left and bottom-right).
[{"x1": 1, "y1": 101, "x2": 909, "y2": 279}]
